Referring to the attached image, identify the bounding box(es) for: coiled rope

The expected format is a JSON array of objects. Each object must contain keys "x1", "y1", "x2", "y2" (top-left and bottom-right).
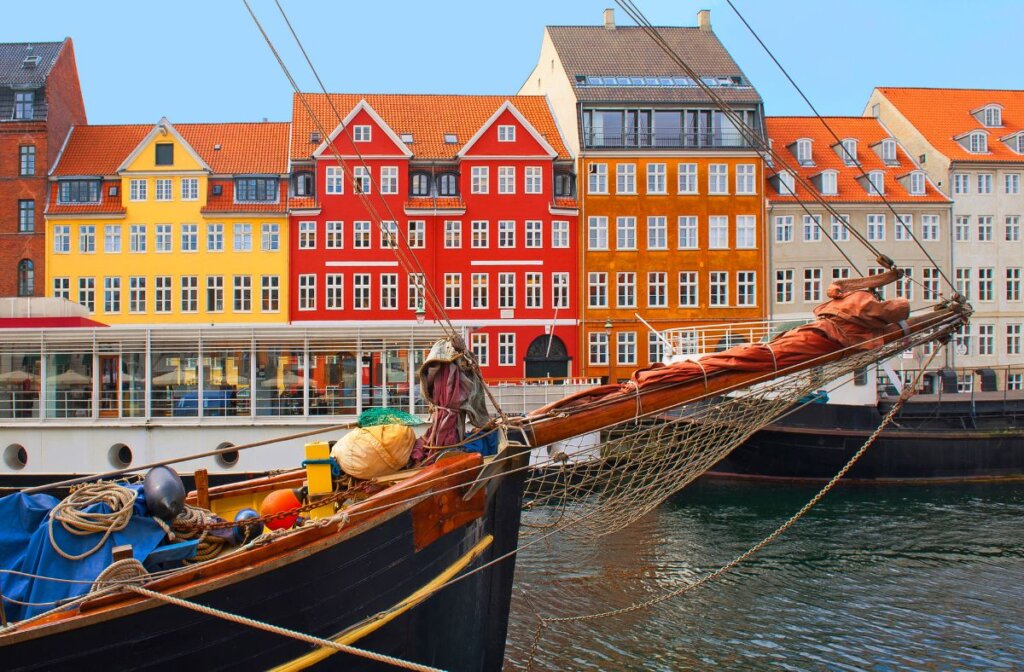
[{"x1": 48, "y1": 483, "x2": 136, "y2": 561}]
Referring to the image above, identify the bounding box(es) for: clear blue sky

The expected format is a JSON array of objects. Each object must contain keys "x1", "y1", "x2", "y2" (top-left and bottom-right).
[{"x1": 2, "y1": 0, "x2": 1020, "y2": 125}]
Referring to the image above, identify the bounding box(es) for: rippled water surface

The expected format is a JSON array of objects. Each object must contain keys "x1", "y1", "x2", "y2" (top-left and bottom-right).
[{"x1": 505, "y1": 480, "x2": 1024, "y2": 671}]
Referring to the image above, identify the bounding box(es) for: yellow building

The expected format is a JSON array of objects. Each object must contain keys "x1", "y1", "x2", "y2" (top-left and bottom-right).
[{"x1": 45, "y1": 118, "x2": 290, "y2": 324}]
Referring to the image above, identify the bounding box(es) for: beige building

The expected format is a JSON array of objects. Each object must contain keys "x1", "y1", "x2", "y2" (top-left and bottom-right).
[{"x1": 867, "y1": 88, "x2": 1024, "y2": 388}]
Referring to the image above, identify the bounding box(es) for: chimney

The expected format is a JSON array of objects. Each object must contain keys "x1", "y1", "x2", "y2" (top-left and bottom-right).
[
  {"x1": 697, "y1": 9, "x2": 711, "y2": 31},
  {"x1": 603, "y1": 8, "x2": 615, "y2": 30}
]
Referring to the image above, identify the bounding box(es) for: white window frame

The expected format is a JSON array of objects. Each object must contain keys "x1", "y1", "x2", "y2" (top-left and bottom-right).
[{"x1": 677, "y1": 163, "x2": 697, "y2": 194}]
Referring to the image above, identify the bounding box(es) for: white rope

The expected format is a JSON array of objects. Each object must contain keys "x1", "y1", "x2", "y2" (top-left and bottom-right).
[{"x1": 48, "y1": 483, "x2": 136, "y2": 561}]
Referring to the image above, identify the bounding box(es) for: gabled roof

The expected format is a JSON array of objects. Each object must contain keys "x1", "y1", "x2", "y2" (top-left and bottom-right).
[
  {"x1": 52, "y1": 122, "x2": 290, "y2": 176},
  {"x1": 456, "y1": 100, "x2": 557, "y2": 158},
  {"x1": 545, "y1": 25, "x2": 761, "y2": 105},
  {"x1": 0, "y1": 40, "x2": 65, "y2": 88},
  {"x1": 874, "y1": 87, "x2": 1024, "y2": 163},
  {"x1": 117, "y1": 117, "x2": 212, "y2": 173},
  {"x1": 290, "y1": 93, "x2": 571, "y2": 161},
  {"x1": 314, "y1": 99, "x2": 414, "y2": 158},
  {"x1": 765, "y1": 116, "x2": 950, "y2": 204}
]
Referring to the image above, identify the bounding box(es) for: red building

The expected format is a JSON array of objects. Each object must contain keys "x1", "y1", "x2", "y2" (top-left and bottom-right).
[
  {"x1": 288, "y1": 94, "x2": 579, "y2": 381},
  {"x1": 0, "y1": 39, "x2": 86, "y2": 297}
]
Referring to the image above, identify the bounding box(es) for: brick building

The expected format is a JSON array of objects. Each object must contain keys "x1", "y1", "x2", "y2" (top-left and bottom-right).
[{"x1": 0, "y1": 39, "x2": 86, "y2": 297}]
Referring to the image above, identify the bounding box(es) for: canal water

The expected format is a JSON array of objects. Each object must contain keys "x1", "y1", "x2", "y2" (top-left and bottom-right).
[{"x1": 505, "y1": 479, "x2": 1024, "y2": 670}]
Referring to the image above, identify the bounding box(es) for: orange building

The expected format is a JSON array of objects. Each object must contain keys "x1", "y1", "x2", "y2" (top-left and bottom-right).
[{"x1": 521, "y1": 8, "x2": 768, "y2": 381}]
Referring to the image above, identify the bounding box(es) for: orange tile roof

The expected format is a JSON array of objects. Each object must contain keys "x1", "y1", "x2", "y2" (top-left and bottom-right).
[
  {"x1": 765, "y1": 116, "x2": 950, "y2": 204},
  {"x1": 404, "y1": 197, "x2": 465, "y2": 211},
  {"x1": 289, "y1": 196, "x2": 318, "y2": 210},
  {"x1": 44, "y1": 180, "x2": 126, "y2": 215},
  {"x1": 200, "y1": 179, "x2": 287, "y2": 214},
  {"x1": 290, "y1": 94, "x2": 571, "y2": 161},
  {"x1": 53, "y1": 122, "x2": 290, "y2": 176},
  {"x1": 554, "y1": 197, "x2": 579, "y2": 209},
  {"x1": 876, "y1": 87, "x2": 1024, "y2": 164}
]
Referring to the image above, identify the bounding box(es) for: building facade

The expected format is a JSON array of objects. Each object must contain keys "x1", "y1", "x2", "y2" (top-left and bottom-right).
[
  {"x1": 520, "y1": 9, "x2": 769, "y2": 381},
  {"x1": 0, "y1": 39, "x2": 86, "y2": 298},
  {"x1": 287, "y1": 94, "x2": 579, "y2": 383},
  {"x1": 867, "y1": 88, "x2": 1024, "y2": 387},
  {"x1": 45, "y1": 118, "x2": 291, "y2": 325}
]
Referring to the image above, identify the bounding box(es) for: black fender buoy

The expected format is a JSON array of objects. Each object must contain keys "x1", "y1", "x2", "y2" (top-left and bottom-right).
[{"x1": 143, "y1": 466, "x2": 186, "y2": 520}]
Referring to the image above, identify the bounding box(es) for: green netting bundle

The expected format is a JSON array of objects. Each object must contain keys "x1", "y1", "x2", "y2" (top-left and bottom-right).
[{"x1": 357, "y1": 407, "x2": 427, "y2": 428}]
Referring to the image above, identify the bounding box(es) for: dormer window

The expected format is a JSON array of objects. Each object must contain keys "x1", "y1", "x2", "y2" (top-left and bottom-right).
[
  {"x1": 1018, "y1": 135, "x2": 1024, "y2": 154},
  {"x1": 437, "y1": 172, "x2": 458, "y2": 197},
  {"x1": 820, "y1": 170, "x2": 838, "y2": 196},
  {"x1": 840, "y1": 138, "x2": 858, "y2": 166},
  {"x1": 867, "y1": 170, "x2": 884, "y2": 195},
  {"x1": 909, "y1": 171, "x2": 926, "y2": 196},
  {"x1": 881, "y1": 139, "x2": 898, "y2": 165},
  {"x1": 968, "y1": 131, "x2": 988, "y2": 154},
  {"x1": 292, "y1": 171, "x2": 314, "y2": 197},
  {"x1": 353, "y1": 125, "x2": 372, "y2": 142},
  {"x1": 554, "y1": 172, "x2": 576, "y2": 198},
  {"x1": 410, "y1": 171, "x2": 432, "y2": 197},
  {"x1": 777, "y1": 171, "x2": 795, "y2": 195},
  {"x1": 310, "y1": 131, "x2": 321, "y2": 144},
  {"x1": 13, "y1": 91, "x2": 34, "y2": 120},
  {"x1": 498, "y1": 125, "x2": 516, "y2": 142},
  {"x1": 983, "y1": 106, "x2": 1002, "y2": 127},
  {"x1": 58, "y1": 179, "x2": 101, "y2": 204},
  {"x1": 795, "y1": 139, "x2": 813, "y2": 166},
  {"x1": 235, "y1": 177, "x2": 278, "y2": 202}
]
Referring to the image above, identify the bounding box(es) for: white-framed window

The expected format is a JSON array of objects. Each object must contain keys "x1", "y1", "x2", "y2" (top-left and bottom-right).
[
  {"x1": 955, "y1": 267, "x2": 972, "y2": 300},
  {"x1": 588, "y1": 332, "x2": 609, "y2": 366},
  {"x1": 233, "y1": 223, "x2": 252, "y2": 251},
  {"x1": 735, "y1": 215, "x2": 756, "y2": 249},
  {"x1": 923, "y1": 267, "x2": 940, "y2": 301},
  {"x1": 1005, "y1": 267, "x2": 1021, "y2": 302},
  {"x1": 379, "y1": 166, "x2": 398, "y2": 194},
  {"x1": 353, "y1": 125, "x2": 372, "y2": 142},
  {"x1": 471, "y1": 333, "x2": 489, "y2": 367},
  {"x1": 497, "y1": 125, "x2": 516, "y2": 142},
  {"x1": 552, "y1": 272, "x2": 570, "y2": 309},
  {"x1": 129, "y1": 224, "x2": 146, "y2": 253},
  {"x1": 1009, "y1": 372, "x2": 1024, "y2": 390},
  {"x1": 352, "y1": 166, "x2": 371, "y2": 194},
  {"x1": 497, "y1": 166, "x2": 515, "y2": 194},
  {"x1": 616, "y1": 272, "x2": 636, "y2": 308},
  {"x1": 775, "y1": 269, "x2": 794, "y2": 304},
  {"x1": 325, "y1": 274, "x2": 344, "y2": 310},
  {"x1": 53, "y1": 225, "x2": 70, "y2": 253},
  {"x1": 955, "y1": 216, "x2": 971, "y2": 242},
  {"x1": 803, "y1": 268, "x2": 822, "y2": 302},
  {"x1": 206, "y1": 275, "x2": 224, "y2": 312},
  {"x1": 968, "y1": 132, "x2": 987, "y2": 154},
  {"x1": 648, "y1": 332, "x2": 666, "y2": 365},
  {"x1": 181, "y1": 178, "x2": 198, "y2": 201},
  {"x1": 380, "y1": 220, "x2": 399, "y2": 249},
  {"x1": 233, "y1": 275, "x2": 252, "y2": 312},
  {"x1": 840, "y1": 138, "x2": 858, "y2": 165},
  {"x1": 407, "y1": 273, "x2": 424, "y2": 311},
  {"x1": 616, "y1": 216, "x2": 636, "y2": 250},
  {"x1": 867, "y1": 214, "x2": 886, "y2": 241},
  {"x1": 1005, "y1": 174, "x2": 1020, "y2": 194},
  {"x1": 677, "y1": 163, "x2": 697, "y2": 194},
  {"x1": 261, "y1": 223, "x2": 279, "y2": 251},
  {"x1": 204, "y1": 223, "x2": 221, "y2": 252},
  {"x1": 299, "y1": 220, "x2": 316, "y2": 249},
  {"x1": 678, "y1": 271, "x2": 698, "y2": 307},
  {"x1": 709, "y1": 271, "x2": 729, "y2": 306},
  {"x1": 647, "y1": 216, "x2": 667, "y2": 250},
  {"x1": 616, "y1": 163, "x2": 636, "y2": 194},
  {"x1": 444, "y1": 273, "x2": 461, "y2": 309},
  {"x1": 128, "y1": 276, "x2": 146, "y2": 314},
  {"x1": 471, "y1": 166, "x2": 489, "y2": 194},
  {"x1": 588, "y1": 163, "x2": 608, "y2": 194},
  {"x1": 154, "y1": 276, "x2": 172, "y2": 313},
  {"x1": 180, "y1": 223, "x2": 198, "y2": 252},
  {"x1": 647, "y1": 271, "x2": 667, "y2": 308},
  {"x1": 708, "y1": 163, "x2": 728, "y2": 194},
  {"x1": 180, "y1": 276, "x2": 198, "y2": 313},
  {"x1": 978, "y1": 173, "x2": 993, "y2": 194},
  {"x1": 736, "y1": 163, "x2": 756, "y2": 194},
  {"x1": 325, "y1": 221, "x2": 344, "y2": 249},
  {"x1": 677, "y1": 216, "x2": 698, "y2": 249},
  {"x1": 471, "y1": 272, "x2": 489, "y2": 309},
  {"x1": 895, "y1": 215, "x2": 913, "y2": 241},
  {"x1": 820, "y1": 170, "x2": 838, "y2": 196},
  {"x1": 353, "y1": 274, "x2": 371, "y2": 310},
  {"x1": 909, "y1": 171, "x2": 926, "y2": 195},
  {"x1": 880, "y1": 138, "x2": 898, "y2": 164},
  {"x1": 525, "y1": 272, "x2": 542, "y2": 308},
  {"x1": 353, "y1": 221, "x2": 371, "y2": 249},
  {"x1": 647, "y1": 163, "x2": 666, "y2": 194},
  {"x1": 471, "y1": 220, "x2": 489, "y2": 248},
  {"x1": 155, "y1": 178, "x2": 172, "y2": 201},
  {"x1": 737, "y1": 271, "x2": 756, "y2": 307},
  {"x1": 498, "y1": 272, "x2": 516, "y2": 309},
  {"x1": 803, "y1": 215, "x2": 822, "y2": 242},
  {"x1": 589, "y1": 217, "x2": 610, "y2": 251},
  {"x1": 868, "y1": 267, "x2": 888, "y2": 299},
  {"x1": 978, "y1": 324, "x2": 995, "y2": 356},
  {"x1": 588, "y1": 272, "x2": 607, "y2": 308},
  {"x1": 795, "y1": 138, "x2": 813, "y2": 165},
  {"x1": 921, "y1": 215, "x2": 940, "y2": 241},
  {"x1": 832, "y1": 267, "x2": 852, "y2": 282},
  {"x1": 777, "y1": 171, "x2": 796, "y2": 196},
  {"x1": 407, "y1": 220, "x2": 425, "y2": 248},
  {"x1": 708, "y1": 216, "x2": 729, "y2": 249},
  {"x1": 982, "y1": 106, "x2": 1002, "y2": 127},
  {"x1": 104, "y1": 224, "x2": 121, "y2": 253},
  {"x1": 616, "y1": 331, "x2": 637, "y2": 366},
  {"x1": 379, "y1": 273, "x2": 398, "y2": 310},
  {"x1": 774, "y1": 215, "x2": 793, "y2": 243},
  {"x1": 78, "y1": 277, "x2": 95, "y2": 312},
  {"x1": 102, "y1": 277, "x2": 121, "y2": 313},
  {"x1": 130, "y1": 179, "x2": 147, "y2": 201},
  {"x1": 79, "y1": 225, "x2": 95, "y2": 253},
  {"x1": 325, "y1": 166, "x2": 344, "y2": 194},
  {"x1": 498, "y1": 220, "x2": 516, "y2": 248},
  {"x1": 1007, "y1": 324, "x2": 1022, "y2": 356},
  {"x1": 498, "y1": 333, "x2": 515, "y2": 366},
  {"x1": 978, "y1": 267, "x2": 994, "y2": 301},
  {"x1": 1008, "y1": 216, "x2": 1022, "y2": 243},
  {"x1": 525, "y1": 166, "x2": 542, "y2": 194},
  {"x1": 297, "y1": 274, "x2": 316, "y2": 311},
  {"x1": 896, "y1": 268, "x2": 914, "y2": 301},
  {"x1": 953, "y1": 173, "x2": 970, "y2": 194},
  {"x1": 954, "y1": 325, "x2": 971, "y2": 358},
  {"x1": 978, "y1": 216, "x2": 994, "y2": 241},
  {"x1": 867, "y1": 171, "x2": 884, "y2": 195},
  {"x1": 444, "y1": 220, "x2": 462, "y2": 248},
  {"x1": 525, "y1": 220, "x2": 542, "y2": 248},
  {"x1": 828, "y1": 214, "x2": 849, "y2": 241}
]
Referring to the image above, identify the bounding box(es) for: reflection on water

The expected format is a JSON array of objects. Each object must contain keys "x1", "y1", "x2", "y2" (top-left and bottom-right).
[{"x1": 506, "y1": 480, "x2": 1024, "y2": 670}]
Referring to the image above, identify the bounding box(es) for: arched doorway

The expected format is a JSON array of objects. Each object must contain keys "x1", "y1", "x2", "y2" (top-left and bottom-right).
[{"x1": 525, "y1": 334, "x2": 569, "y2": 379}]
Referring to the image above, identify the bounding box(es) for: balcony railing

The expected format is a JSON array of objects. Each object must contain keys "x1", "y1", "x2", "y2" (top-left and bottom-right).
[{"x1": 583, "y1": 129, "x2": 755, "y2": 150}]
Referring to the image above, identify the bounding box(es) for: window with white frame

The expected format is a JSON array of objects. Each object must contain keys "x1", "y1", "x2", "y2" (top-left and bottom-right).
[
  {"x1": 380, "y1": 273, "x2": 398, "y2": 309},
  {"x1": 616, "y1": 216, "x2": 636, "y2": 250},
  {"x1": 261, "y1": 223, "x2": 279, "y2": 251},
  {"x1": 471, "y1": 333, "x2": 489, "y2": 367},
  {"x1": 867, "y1": 214, "x2": 886, "y2": 241},
  {"x1": 777, "y1": 171, "x2": 795, "y2": 195},
  {"x1": 79, "y1": 277, "x2": 96, "y2": 312},
  {"x1": 978, "y1": 173, "x2": 993, "y2": 194},
  {"x1": 471, "y1": 166, "x2": 489, "y2": 194},
  {"x1": 1006, "y1": 174, "x2": 1020, "y2": 194},
  {"x1": 978, "y1": 267, "x2": 994, "y2": 301},
  {"x1": 498, "y1": 125, "x2": 516, "y2": 142},
  {"x1": 326, "y1": 274, "x2": 343, "y2": 310},
  {"x1": 181, "y1": 178, "x2": 198, "y2": 201},
  {"x1": 589, "y1": 332, "x2": 609, "y2": 366},
  {"x1": 617, "y1": 331, "x2": 637, "y2": 366},
  {"x1": 353, "y1": 166, "x2": 371, "y2": 194},
  {"x1": 588, "y1": 163, "x2": 608, "y2": 194},
  {"x1": 709, "y1": 216, "x2": 729, "y2": 249},
  {"x1": 552, "y1": 220, "x2": 569, "y2": 248},
  {"x1": 881, "y1": 138, "x2": 897, "y2": 164},
  {"x1": 80, "y1": 225, "x2": 95, "y2": 253},
  {"x1": 921, "y1": 215, "x2": 940, "y2": 241},
  {"x1": 130, "y1": 179, "x2": 147, "y2": 201},
  {"x1": 678, "y1": 216, "x2": 698, "y2": 249},
  {"x1": 525, "y1": 273, "x2": 542, "y2": 308},
  {"x1": 803, "y1": 268, "x2": 822, "y2": 302},
  {"x1": 233, "y1": 223, "x2": 252, "y2": 251},
  {"x1": 954, "y1": 325, "x2": 971, "y2": 358},
  {"x1": 233, "y1": 275, "x2": 252, "y2": 312},
  {"x1": 128, "y1": 276, "x2": 146, "y2": 314},
  {"x1": 840, "y1": 138, "x2": 858, "y2": 165},
  {"x1": 982, "y1": 106, "x2": 1002, "y2": 127},
  {"x1": 517, "y1": 220, "x2": 540, "y2": 249},
  {"x1": 206, "y1": 275, "x2": 224, "y2": 312},
  {"x1": 616, "y1": 163, "x2": 636, "y2": 194},
  {"x1": 820, "y1": 170, "x2": 838, "y2": 196},
  {"x1": 130, "y1": 224, "x2": 146, "y2": 253},
  {"x1": 353, "y1": 274, "x2": 371, "y2": 309},
  {"x1": 955, "y1": 216, "x2": 971, "y2": 242},
  {"x1": 955, "y1": 267, "x2": 972, "y2": 301},
  {"x1": 803, "y1": 214, "x2": 822, "y2": 242},
  {"x1": 647, "y1": 272, "x2": 667, "y2": 308},
  {"x1": 471, "y1": 273, "x2": 489, "y2": 309},
  {"x1": 968, "y1": 132, "x2": 987, "y2": 154},
  {"x1": 616, "y1": 272, "x2": 636, "y2": 308},
  {"x1": 909, "y1": 171, "x2": 925, "y2": 195},
  {"x1": 588, "y1": 216, "x2": 608, "y2": 250},
  {"x1": 795, "y1": 139, "x2": 813, "y2": 165},
  {"x1": 895, "y1": 215, "x2": 913, "y2": 241},
  {"x1": 261, "y1": 276, "x2": 280, "y2": 312},
  {"x1": 297, "y1": 274, "x2": 316, "y2": 310},
  {"x1": 896, "y1": 268, "x2": 914, "y2": 301},
  {"x1": 588, "y1": 272, "x2": 607, "y2": 308},
  {"x1": 832, "y1": 267, "x2": 851, "y2": 282},
  {"x1": 353, "y1": 221, "x2": 371, "y2": 248},
  {"x1": 1007, "y1": 324, "x2": 1022, "y2": 356},
  {"x1": 709, "y1": 164, "x2": 728, "y2": 194},
  {"x1": 326, "y1": 221, "x2": 344, "y2": 249},
  {"x1": 498, "y1": 333, "x2": 515, "y2": 366},
  {"x1": 774, "y1": 215, "x2": 793, "y2": 243},
  {"x1": 499, "y1": 272, "x2": 516, "y2": 309},
  {"x1": 736, "y1": 163, "x2": 756, "y2": 194},
  {"x1": 408, "y1": 273, "x2": 424, "y2": 311},
  {"x1": 353, "y1": 125, "x2": 371, "y2": 142},
  {"x1": 1006, "y1": 267, "x2": 1021, "y2": 302},
  {"x1": 677, "y1": 163, "x2": 697, "y2": 194},
  {"x1": 444, "y1": 273, "x2": 461, "y2": 309},
  {"x1": 923, "y1": 267, "x2": 940, "y2": 301},
  {"x1": 647, "y1": 163, "x2": 666, "y2": 194},
  {"x1": 180, "y1": 223, "x2": 198, "y2": 252},
  {"x1": 776, "y1": 269, "x2": 793, "y2": 304},
  {"x1": 709, "y1": 271, "x2": 729, "y2": 306},
  {"x1": 154, "y1": 276, "x2": 171, "y2": 313},
  {"x1": 868, "y1": 267, "x2": 888, "y2": 299},
  {"x1": 498, "y1": 166, "x2": 515, "y2": 194},
  {"x1": 552, "y1": 272, "x2": 569, "y2": 309},
  {"x1": 978, "y1": 324, "x2": 995, "y2": 355},
  {"x1": 978, "y1": 216, "x2": 993, "y2": 241},
  {"x1": 678, "y1": 271, "x2": 698, "y2": 307},
  {"x1": 155, "y1": 179, "x2": 172, "y2": 201},
  {"x1": 953, "y1": 173, "x2": 969, "y2": 194},
  {"x1": 525, "y1": 166, "x2": 542, "y2": 194},
  {"x1": 649, "y1": 332, "x2": 666, "y2": 365},
  {"x1": 498, "y1": 220, "x2": 516, "y2": 248},
  {"x1": 204, "y1": 223, "x2": 221, "y2": 252},
  {"x1": 53, "y1": 225, "x2": 70, "y2": 253},
  {"x1": 1010, "y1": 373, "x2": 1024, "y2": 390},
  {"x1": 52, "y1": 277, "x2": 69, "y2": 300},
  {"x1": 407, "y1": 220, "x2": 425, "y2": 248},
  {"x1": 180, "y1": 276, "x2": 197, "y2": 313},
  {"x1": 471, "y1": 220, "x2": 489, "y2": 248},
  {"x1": 104, "y1": 225, "x2": 121, "y2": 253},
  {"x1": 737, "y1": 271, "x2": 756, "y2": 306},
  {"x1": 381, "y1": 220, "x2": 399, "y2": 249},
  {"x1": 830, "y1": 214, "x2": 850, "y2": 241},
  {"x1": 735, "y1": 215, "x2": 756, "y2": 249},
  {"x1": 867, "y1": 171, "x2": 884, "y2": 195},
  {"x1": 379, "y1": 166, "x2": 398, "y2": 194},
  {"x1": 647, "y1": 216, "x2": 667, "y2": 250},
  {"x1": 299, "y1": 221, "x2": 316, "y2": 249},
  {"x1": 444, "y1": 220, "x2": 461, "y2": 248}
]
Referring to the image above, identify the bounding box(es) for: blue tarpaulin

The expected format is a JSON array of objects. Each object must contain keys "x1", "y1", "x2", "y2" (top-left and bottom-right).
[
  {"x1": 462, "y1": 429, "x2": 501, "y2": 456},
  {"x1": 0, "y1": 485, "x2": 167, "y2": 622}
]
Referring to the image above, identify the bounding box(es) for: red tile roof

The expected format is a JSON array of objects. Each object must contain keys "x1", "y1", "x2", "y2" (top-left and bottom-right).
[
  {"x1": 765, "y1": 116, "x2": 950, "y2": 204},
  {"x1": 290, "y1": 94, "x2": 570, "y2": 161},
  {"x1": 289, "y1": 196, "x2": 318, "y2": 210},
  {"x1": 404, "y1": 197, "x2": 465, "y2": 211},
  {"x1": 53, "y1": 122, "x2": 290, "y2": 176},
  {"x1": 875, "y1": 88, "x2": 1024, "y2": 164}
]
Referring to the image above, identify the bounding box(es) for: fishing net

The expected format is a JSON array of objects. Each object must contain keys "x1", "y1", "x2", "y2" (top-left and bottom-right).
[{"x1": 357, "y1": 407, "x2": 427, "y2": 428}]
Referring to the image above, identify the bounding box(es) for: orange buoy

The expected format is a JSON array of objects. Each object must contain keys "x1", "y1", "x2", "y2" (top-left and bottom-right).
[{"x1": 260, "y1": 488, "x2": 302, "y2": 530}]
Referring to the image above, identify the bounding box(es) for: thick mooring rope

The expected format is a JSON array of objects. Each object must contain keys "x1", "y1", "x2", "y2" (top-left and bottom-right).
[{"x1": 47, "y1": 483, "x2": 136, "y2": 561}]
